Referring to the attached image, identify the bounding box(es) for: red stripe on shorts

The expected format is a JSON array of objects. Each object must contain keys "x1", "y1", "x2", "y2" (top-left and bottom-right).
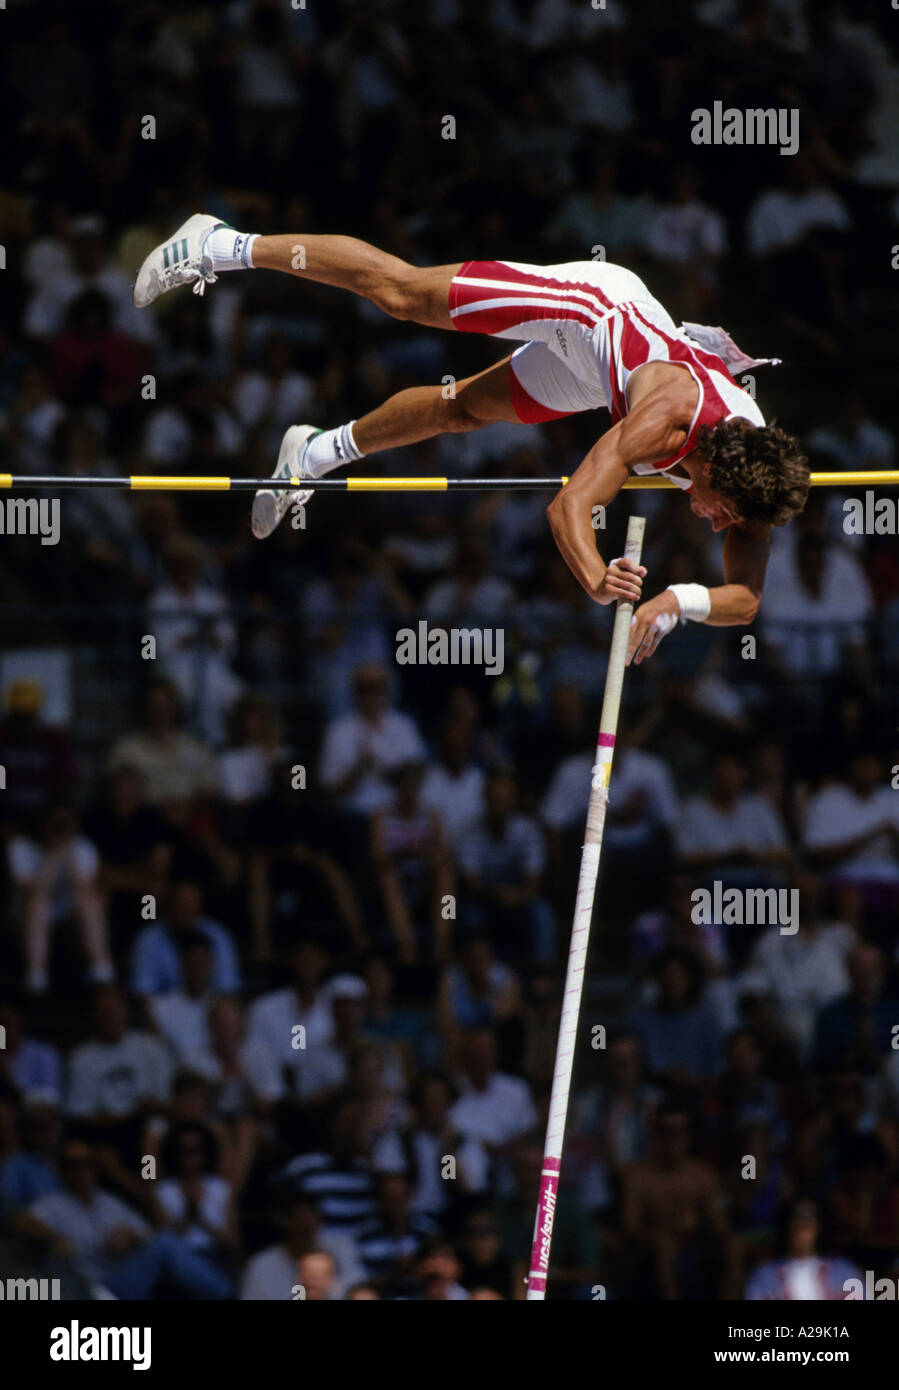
[{"x1": 449, "y1": 261, "x2": 612, "y2": 336}]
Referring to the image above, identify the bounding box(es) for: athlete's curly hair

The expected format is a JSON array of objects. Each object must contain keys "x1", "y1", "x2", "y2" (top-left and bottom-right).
[{"x1": 695, "y1": 418, "x2": 809, "y2": 526}]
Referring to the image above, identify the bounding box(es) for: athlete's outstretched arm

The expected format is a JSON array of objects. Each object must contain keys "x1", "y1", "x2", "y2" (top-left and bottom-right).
[
  {"x1": 546, "y1": 386, "x2": 691, "y2": 604},
  {"x1": 627, "y1": 520, "x2": 771, "y2": 664},
  {"x1": 708, "y1": 521, "x2": 770, "y2": 624}
]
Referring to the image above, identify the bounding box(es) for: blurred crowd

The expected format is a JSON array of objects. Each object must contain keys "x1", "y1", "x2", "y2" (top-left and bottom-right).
[{"x1": 2, "y1": 0, "x2": 899, "y2": 1299}]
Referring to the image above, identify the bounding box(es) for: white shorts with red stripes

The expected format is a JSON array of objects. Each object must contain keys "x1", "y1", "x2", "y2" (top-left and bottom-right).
[{"x1": 448, "y1": 258, "x2": 669, "y2": 423}]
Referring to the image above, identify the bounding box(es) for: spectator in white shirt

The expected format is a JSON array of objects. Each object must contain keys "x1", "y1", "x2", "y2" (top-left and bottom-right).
[
  {"x1": 740, "y1": 871, "x2": 856, "y2": 1062},
  {"x1": 761, "y1": 533, "x2": 873, "y2": 680},
  {"x1": 644, "y1": 163, "x2": 727, "y2": 314},
  {"x1": 147, "y1": 533, "x2": 242, "y2": 747},
  {"x1": 25, "y1": 1138, "x2": 231, "y2": 1298},
  {"x1": 646, "y1": 164, "x2": 727, "y2": 267},
  {"x1": 747, "y1": 151, "x2": 851, "y2": 258},
  {"x1": 164, "y1": 995, "x2": 282, "y2": 1194},
  {"x1": 186, "y1": 995, "x2": 284, "y2": 1116},
  {"x1": 66, "y1": 985, "x2": 173, "y2": 1198},
  {"x1": 148, "y1": 932, "x2": 217, "y2": 1064},
  {"x1": 232, "y1": 331, "x2": 317, "y2": 446},
  {"x1": 142, "y1": 368, "x2": 243, "y2": 468},
  {"x1": 156, "y1": 1121, "x2": 237, "y2": 1263},
  {"x1": 371, "y1": 1071, "x2": 490, "y2": 1220},
  {"x1": 217, "y1": 693, "x2": 280, "y2": 807},
  {"x1": 319, "y1": 663, "x2": 426, "y2": 816},
  {"x1": 450, "y1": 1028, "x2": 537, "y2": 1150},
  {"x1": 7, "y1": 802, "x2": 114, "y2": 996},
  {"x1": 419, "y1": 717, "x2": 486, "y2": 852},
  {"x1": 240, "y1": 1193, "x2": 365, "y2": 1299},
  {"x1": 107, "y1": 677, "x2": 220, "y2": 807},
  {"x1": 803, "y1": 752, "x2": 899, "y2": 906},
  {"x1": 806, "y1": 391, "x2": 895, "y2": 475},
  {"x1": 25, "y1": 215, "x2": 155, "y2": 344},
  {"x1": 541, "y1": 734, "x2": 679, "y2": 855},
  {"x1": 246, "y1": 936, "x2": 336, "y2": 1113},
  {"x1": 676, "y1": 752, "x2": 792, "y2": 882}
]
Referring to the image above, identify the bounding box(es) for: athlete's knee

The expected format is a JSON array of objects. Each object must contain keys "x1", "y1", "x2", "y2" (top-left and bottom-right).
[
  {"x1": 374, "y1": 264, "x2": 425, "y2": 320},
  {"x1": 442, "y1": 392, "x2": 487, "y2": 432}
]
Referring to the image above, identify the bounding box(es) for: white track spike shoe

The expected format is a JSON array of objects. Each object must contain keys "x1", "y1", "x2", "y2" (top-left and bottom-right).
[
  {"x1": 133, "y1": 213, "x2": 227, "y2": 307},
  {"x1": 251, "y1": 424, "x2": 321, "y2": 540}
]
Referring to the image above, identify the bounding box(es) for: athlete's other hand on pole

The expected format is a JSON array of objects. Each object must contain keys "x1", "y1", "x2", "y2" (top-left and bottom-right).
[
  {"x1": 626, "y1": 590, "x2": 681, "y2": 666},
  {"x1": 595, "y1": 556, "x2": 646, "y2": 606}
]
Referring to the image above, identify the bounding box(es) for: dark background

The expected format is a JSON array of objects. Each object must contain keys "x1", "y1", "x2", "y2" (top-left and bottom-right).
[{"x1": 1, "y1": 0, "x2": 899, "y2": 1301}]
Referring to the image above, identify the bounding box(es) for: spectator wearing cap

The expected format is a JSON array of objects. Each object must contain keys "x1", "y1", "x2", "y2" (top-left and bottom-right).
[{"x1": 0, "y1": 678, "x2": 78, "y2": 833}]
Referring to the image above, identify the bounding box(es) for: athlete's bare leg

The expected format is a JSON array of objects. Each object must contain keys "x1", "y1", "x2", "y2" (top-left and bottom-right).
[
  {"x1": 251, "y1": 234, "x2": 461, "y2": 331},
  {"x1": 351, "y1": 356, "x2": 521, "y2": 453},
  {"x1": 251, "y1": 237, "x2": 522, "y2": 449}
]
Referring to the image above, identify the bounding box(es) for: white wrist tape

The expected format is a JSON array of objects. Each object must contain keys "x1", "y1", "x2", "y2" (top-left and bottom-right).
[{"x1": 667, "y1": 583, "x2": 711, "y2": 623}]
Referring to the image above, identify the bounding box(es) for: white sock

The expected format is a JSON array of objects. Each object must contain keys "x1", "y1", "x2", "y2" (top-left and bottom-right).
[
  {"x1": 305, "y1": 421, "x2": 364, "y2": 477},
  {"x1": 204, "y1": 228, "x2": 259, "y2": 273}
]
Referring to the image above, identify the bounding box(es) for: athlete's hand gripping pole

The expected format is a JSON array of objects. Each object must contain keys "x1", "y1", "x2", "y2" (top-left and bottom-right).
[{"x1": 525, "y1": 513, "x2": 646, "y2": 1301}]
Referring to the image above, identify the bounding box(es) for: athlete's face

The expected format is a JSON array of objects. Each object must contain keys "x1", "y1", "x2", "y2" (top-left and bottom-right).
[{"x1": 688, "y1": 473, "x2": 743, "y2": 531}]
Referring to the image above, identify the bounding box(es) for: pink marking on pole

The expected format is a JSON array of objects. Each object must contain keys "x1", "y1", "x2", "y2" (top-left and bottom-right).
[
  {"x1": 597, "y1": 733, "x2": 616, "y2": 748},
  {"x1": 527, "y1": 1160, "x2": 561, "y2": 1288}
]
